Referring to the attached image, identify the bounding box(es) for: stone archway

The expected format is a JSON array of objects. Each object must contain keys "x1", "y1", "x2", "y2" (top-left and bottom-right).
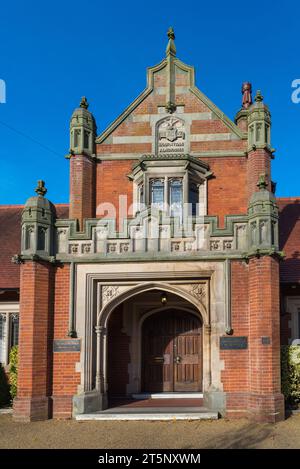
[{"x1": 95, "y1": 284, "x2": 211, "y2": 407}]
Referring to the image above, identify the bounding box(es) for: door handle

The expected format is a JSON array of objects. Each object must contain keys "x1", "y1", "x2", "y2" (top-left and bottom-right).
[{"x1": 175, "y1": 355, "x2": 182, "y2": 363}]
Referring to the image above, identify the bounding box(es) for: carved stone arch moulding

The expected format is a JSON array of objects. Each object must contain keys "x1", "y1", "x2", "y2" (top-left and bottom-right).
[{"x1": 97, "y1": 280, "x2": 210, "y2": 327}]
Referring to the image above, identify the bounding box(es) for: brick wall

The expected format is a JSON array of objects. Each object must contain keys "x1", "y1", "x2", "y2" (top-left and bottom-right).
[
  {"x1": 221, "y1": 261, "x2": 249, "y2": 417},
  {"x1": 13, "y1": 261, "x2": 54, "y2": 421},
  {"x1": 247, "y1": 256, "x2": 284, "y2": 422},
  {"x1": 247, "y1": 148, "x2": 272, "y2": 198},
  {"x1": 69, "y1": 154, "x2": 95, "y2": 230},
  {"x1": 96, "y1": 160, "x2": 134, "y2": 229},
  {"x1": 52, "y1": 263, "x2": 80, "y2": 418},
  {"x1": 203, "y1": 157, "x2": 248, "y2": 227}
]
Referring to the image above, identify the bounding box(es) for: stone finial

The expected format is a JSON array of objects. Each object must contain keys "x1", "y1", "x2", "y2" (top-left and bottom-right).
[
  {"x1": 166, "y1": 26, "x2": 176, "y2": 56},
  {"x1": 167, "y1": 26, "x2": 175, "y2": 40},
  {"x1": 255, "y1": 90, "x2": 264, "y2": 103},
  {"x1": 241, "y1": 82, "x2": 252, "y2": 109},
  {"x1": 80, "y1": 96, "x2": 89, "y2": 109},
  {"x1": 257, "y1": 174, "x2": 268, "y2": 190},
  {"x1": 35, "y1": 180, "x2": 47, "y2": 197}
]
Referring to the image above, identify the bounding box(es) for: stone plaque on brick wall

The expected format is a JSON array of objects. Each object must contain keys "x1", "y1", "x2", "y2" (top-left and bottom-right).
[
  {"x1": 53, "y1": 339, "x2": 81, "y2": 352},
  {"x1": 220, "y1": 336, "x2": 248, "y2": 350},
  {"x1": 157, "y1": 117, "x2": 185, "y2": 154}
]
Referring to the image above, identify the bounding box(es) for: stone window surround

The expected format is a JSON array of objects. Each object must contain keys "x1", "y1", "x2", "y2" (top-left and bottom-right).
[
  {"x1": 0, "y1": 302, "x2": 19, "y2": 366},
  {"x1": 132, "y1": 158, "x2": 208, "y2": 218}
]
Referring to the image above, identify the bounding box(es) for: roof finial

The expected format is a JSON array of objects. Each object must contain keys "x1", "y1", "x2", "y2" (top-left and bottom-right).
[
  {"x1": 80, "y1": 96, "x2": 89, "y2": 109},
  {"x1": 255, "y1": 90, "x2": 264, "y2": 103},
  {"x1": 167, "y1": 27, "x2": 175, "y2": 40},
  {"x1": 166, "y1": 27, "x2": 176, "y2": 57},
  {"x1": 35, "y1": 180, "x2": 47, "y2": 197}
]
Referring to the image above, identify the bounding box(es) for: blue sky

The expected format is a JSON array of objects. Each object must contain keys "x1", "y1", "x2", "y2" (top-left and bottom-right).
[{"x1": 0, "y1": 0, "x2": 299, "y2": 204}]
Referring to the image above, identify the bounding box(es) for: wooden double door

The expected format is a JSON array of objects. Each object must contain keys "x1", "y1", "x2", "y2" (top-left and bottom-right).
[{"x1": 142, "y1": 309, "x2": 202, "y2": 392}]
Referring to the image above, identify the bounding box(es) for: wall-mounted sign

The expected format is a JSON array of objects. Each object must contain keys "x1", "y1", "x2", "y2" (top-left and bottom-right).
[
  {"x1": 53, "y1": 339, "x2": 81, "y2": 353},
  {"x1": 220, "y1": 336, "x2": 248, "y2": 350}
]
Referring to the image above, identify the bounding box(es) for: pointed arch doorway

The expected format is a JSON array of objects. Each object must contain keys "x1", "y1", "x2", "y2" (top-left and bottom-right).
[{"x1": 142, "y1": 309, "x2": 202, "y2": 393}]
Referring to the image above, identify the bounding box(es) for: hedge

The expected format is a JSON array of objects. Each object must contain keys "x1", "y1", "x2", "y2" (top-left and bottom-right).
[
  {"x1": 9, "y1": 345, "x2": 18, "y2": 400},
  {"x1": 281, "y1": 345, "x2": 300, "y2": 405}
]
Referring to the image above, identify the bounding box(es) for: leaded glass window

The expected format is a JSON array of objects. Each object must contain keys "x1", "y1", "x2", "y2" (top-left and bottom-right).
[
  {"x1": 11, "y1": 315, "x2": 19, "y2": 348},
  {"x1": 169, "y1": 178, "x2": 183, "y2": 219},
  {"x1": 150, "y1": 179, "x2": 164, "y2": 210}
]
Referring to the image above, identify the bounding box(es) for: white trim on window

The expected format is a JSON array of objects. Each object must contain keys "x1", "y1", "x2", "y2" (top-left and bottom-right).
[
  {"x1": 0, "y1": 303, "x2": 19, "y2": 366},
  {"x1": 286, "y1": 297, "x2": 300, "y2": 344}
]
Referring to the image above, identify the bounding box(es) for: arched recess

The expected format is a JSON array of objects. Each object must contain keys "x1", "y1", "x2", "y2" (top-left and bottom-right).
[
  {"x1": 94, "y1": 282, "x2": 211, "y2": 401},
  {"x1": 97, "y1": 281, "x2": 209, "y2": 328}
]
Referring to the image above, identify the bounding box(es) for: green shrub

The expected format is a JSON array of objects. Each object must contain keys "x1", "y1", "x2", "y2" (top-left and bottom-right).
[
  {"x1": 0, "y1": 364, "x2": 10, "y2": 407},
  {"x1": 281, "y1": 345, "x2": 300, "y2": 405},
  {"x1": 9, "y1": 345, "x2": 18, "y2": 400}
]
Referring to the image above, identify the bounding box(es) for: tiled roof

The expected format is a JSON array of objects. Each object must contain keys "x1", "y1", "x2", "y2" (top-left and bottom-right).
[
  {"x1": 0, "y1": 204, "x2": 69, "y2": 289},
  {"x1": 277, "y1": 197, "x2": 300, "y2": 284}
]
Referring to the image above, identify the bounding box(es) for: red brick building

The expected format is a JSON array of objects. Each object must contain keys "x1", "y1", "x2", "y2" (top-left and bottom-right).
[{"x1": 1, "y1": 29, "x2": 300, "y2": 422}]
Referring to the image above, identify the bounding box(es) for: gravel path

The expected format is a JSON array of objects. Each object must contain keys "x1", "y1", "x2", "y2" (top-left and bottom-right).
[{"x1": 1, "y1": 414, "x2": 300, "y2": 449}]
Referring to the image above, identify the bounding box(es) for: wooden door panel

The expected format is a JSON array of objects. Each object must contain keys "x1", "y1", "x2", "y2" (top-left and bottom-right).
[
  {"x1": 142, "y1": 309, "x2": 202, "y2": 393},
  {"x1": 174, "y1": 331, "x2": 201, "y2": 391},
  {"x1": 142, "y1": 312, "x2": 174, "y2": 392}
]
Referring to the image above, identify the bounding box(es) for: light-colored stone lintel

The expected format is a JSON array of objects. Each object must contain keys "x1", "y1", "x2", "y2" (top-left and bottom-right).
[
  {"x1": 95, "y1": 151, "x2": 247, "y2": 160},
  {"x1": 56, "y1": 252, "x2": 246, "y2": 263},
  {"x1": 153, "y1": 86, "x2": 190, "y2": 94},
  {"x1": 132, "y1": 112, "x2": 214, "y2": 123},
  {"x1": 112, "y1": 136, "x2": 152, "y2": 144},
  {"x1": 190, "y1": 133, "x2": 240, "y2": 142},
  {"x1": 111, "y1": 133, "x2": 241, "y2": 145},
  {"x1": 191, "y1": 151, "x2": 246, "y2": 158}
]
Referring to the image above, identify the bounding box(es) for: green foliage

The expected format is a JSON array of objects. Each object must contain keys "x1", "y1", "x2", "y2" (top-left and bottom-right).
[
  {"x1": 9, "y1": 345, "x2": 18, "y2": 400},
  {"x1": 281, "y1": 345, "x2": 300, "y2": 405},
  {"x1": 0, "y1": 364, "x2": 10, "y2": 407}
]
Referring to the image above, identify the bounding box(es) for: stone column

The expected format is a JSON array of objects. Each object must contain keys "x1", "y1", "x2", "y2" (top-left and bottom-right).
[{"x1": 73, "y1": 324, "x2": 108, "y2": 416}]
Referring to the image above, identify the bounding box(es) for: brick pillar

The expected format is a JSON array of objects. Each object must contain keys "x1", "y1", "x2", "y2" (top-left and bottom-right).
[
  {"x1": 248, "y1": 255, "x2": 284, "y2": 422},
  {"x1": 69, "y1": 154, "x2": 95, "y2": 231},
  {"x1": 247, "y1": 148, "x2": 272, "y2": 199},
  {"x1": 13, "y1": 261, "x2": 54, "y2": 421}
]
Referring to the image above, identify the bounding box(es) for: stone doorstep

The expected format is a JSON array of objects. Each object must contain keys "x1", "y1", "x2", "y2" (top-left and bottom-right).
[
  {"x1": 132, "y1": 392, "x2": 204, "y2": 400},
  {"x1": 76, "y1": 408, "x2": 219, "y2": 421},
  {"x1": 0, "y1": 408, "x2": 13, "y2": 415}
]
